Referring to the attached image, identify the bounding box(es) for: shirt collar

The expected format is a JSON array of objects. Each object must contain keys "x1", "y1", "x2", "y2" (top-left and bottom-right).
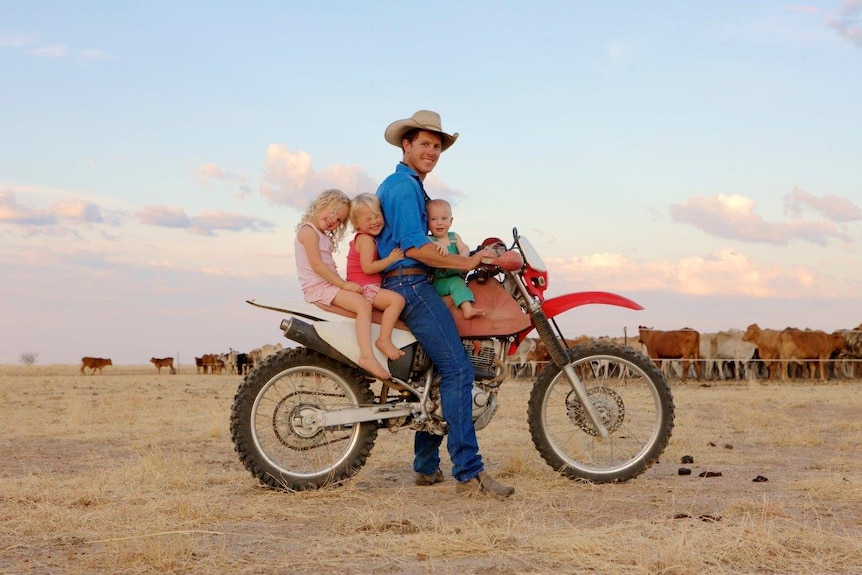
[{"x1": 396, "y1": 162, "x2": 431, "y2": 203}]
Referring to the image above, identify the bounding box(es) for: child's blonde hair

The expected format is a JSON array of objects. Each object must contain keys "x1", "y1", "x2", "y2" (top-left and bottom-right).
[
  {"x1": 349, "y1": 193, "x2": 383, "y2": 230},
  {"x1": 296, "y1": 188, "x2": 351, "y2": 246}
]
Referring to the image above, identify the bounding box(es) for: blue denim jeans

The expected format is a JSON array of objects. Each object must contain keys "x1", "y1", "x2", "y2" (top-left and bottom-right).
[{"x1": 381, "y1": 273, "x2": 484, "y2": 482}]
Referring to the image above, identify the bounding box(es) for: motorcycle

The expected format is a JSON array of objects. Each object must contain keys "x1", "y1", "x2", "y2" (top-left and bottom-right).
[{"x1": 230, "y1": 228, "x2": 674, "y2": 491}]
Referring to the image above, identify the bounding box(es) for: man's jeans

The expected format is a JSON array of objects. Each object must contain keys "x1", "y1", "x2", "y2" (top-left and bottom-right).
[{"x1": 381, "y1": 273, "x2": 484, "y2": 482}]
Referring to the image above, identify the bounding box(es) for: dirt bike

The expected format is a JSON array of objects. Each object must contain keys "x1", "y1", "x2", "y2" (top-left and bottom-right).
[{"x1": 230, "y1": 228, "x2": 674, "y2": 491}]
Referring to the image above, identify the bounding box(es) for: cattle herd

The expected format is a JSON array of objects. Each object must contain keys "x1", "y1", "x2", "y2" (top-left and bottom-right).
[
  {"x1": 510, "y1": 323, "x2": 862, "y2": 382},
  {"x1": 78, "y1": 344, "x2": 285, "y2": 376},
  {"x1": 79, "y1": 323, "x2": 862, "y2": 382}
]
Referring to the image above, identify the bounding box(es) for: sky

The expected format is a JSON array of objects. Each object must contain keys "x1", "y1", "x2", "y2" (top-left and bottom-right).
[{"x1": 2, "y1": 1, "x2": 861, "y2": 366}]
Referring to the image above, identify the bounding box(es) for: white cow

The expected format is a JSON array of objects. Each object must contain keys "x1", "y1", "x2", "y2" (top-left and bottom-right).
[
  {"x1": 509, "y1": 337, "x2": 537, "y2": 378},
  {"x1": 248, "y1": 343, "x2": 284, "y2": 369},
  {"x1": 699, "y1": 332, "x2": 717, "y2": 380},
  {"x1": 711, "y1": 329, "x2": 757, "y2": 380}
]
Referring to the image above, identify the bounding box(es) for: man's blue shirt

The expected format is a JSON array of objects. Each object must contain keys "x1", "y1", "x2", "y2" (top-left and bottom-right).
[{"x1": 376, "y1": 163, "x2": 433, "y2": 273}]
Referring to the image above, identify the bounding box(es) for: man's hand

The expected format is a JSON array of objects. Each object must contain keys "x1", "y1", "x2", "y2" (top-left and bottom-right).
[{"x1": 472, "y1": 247, "x2": 498, "y2": 268}]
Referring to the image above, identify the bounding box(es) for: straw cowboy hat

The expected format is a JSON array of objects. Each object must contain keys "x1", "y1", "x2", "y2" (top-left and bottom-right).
[{"x1": 384, "y1": 110, "x2": 459, "y2": 152}]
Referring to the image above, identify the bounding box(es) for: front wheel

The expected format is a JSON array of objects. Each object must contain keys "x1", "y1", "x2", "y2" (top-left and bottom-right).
[
  {"x1": 528, "y1": 342, "x2": 674, "y2": 483},
  {"x1": 230, "y1": 348, "x2": 377, "y2": 490}
]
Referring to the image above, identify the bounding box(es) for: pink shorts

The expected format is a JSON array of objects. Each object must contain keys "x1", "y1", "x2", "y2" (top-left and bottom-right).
[
  {"x1": 360, "y1": 283, "x2": 381, "y2": 304},
  {"x1": 303, "y1": 282, "x2": 341, "y2": 306}
]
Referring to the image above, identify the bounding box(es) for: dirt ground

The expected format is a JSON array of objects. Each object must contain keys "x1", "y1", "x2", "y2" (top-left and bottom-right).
[{"x1": 1, "y1": 364, "x2": 861, "y2": 574}]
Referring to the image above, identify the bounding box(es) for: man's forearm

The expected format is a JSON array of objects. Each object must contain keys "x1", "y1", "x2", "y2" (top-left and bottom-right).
[{"x1": 405, "y1": 244, "x2": 474, "y2": 271}]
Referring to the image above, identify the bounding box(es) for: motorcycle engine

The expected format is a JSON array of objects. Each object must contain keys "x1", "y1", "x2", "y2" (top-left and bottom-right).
[
  {"x1": 463, "y1": 339, "x2": 502, "y2": 430},
  {"x1": 462, "y1": 339, "x2": 500, "y2": 380},
  {"x1": 426, "y1": 375, "x2": 499, "y2": 432},
  {"x1": 416, "y1": 339, "x2": 504, "y2": 434}
]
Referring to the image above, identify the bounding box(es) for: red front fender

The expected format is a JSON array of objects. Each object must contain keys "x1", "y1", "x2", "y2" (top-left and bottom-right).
[{"x1": 541, "y1": 291, "x2": 644, "y2": 319}]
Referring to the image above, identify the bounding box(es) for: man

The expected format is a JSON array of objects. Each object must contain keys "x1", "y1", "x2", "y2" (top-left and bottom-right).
[{"x1": 376, "y1": 110, "x2": 514, "y2": 499}]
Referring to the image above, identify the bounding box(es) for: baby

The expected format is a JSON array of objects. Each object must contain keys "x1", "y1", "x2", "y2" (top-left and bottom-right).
[{"x1": 426, "y1": 198, "x2": 484, "y2": 319}]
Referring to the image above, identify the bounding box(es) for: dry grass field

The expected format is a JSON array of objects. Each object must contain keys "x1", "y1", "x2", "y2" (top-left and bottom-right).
[{"x1": 1, "y1": 363, "x2": 861, "y2": 574}]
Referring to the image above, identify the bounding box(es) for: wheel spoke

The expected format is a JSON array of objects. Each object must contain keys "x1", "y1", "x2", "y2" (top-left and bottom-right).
[
  {"x1": 528, "y1": 343, "x2": 674, "y2": 482},
  {"x1": 231, "y1": 348, "x2": 377, "y2": 490}
]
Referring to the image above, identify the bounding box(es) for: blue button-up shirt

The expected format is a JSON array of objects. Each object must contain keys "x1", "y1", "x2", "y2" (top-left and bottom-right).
[{"x1": 376, "y1": 163, "x2": 433, "y2": 274}]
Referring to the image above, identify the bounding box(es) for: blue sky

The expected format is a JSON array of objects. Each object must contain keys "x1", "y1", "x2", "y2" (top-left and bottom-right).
[{"x1": 2, "y1": 1, "x2": 860, "y2": 365}]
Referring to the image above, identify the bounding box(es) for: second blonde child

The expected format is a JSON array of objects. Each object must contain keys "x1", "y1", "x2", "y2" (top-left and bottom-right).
[
  {"x1": 347, "y1": 193, "x2": 406, "y2": 361},
  {"x1": 294, "y1": 189, "x2": 391, "y2": 379}
]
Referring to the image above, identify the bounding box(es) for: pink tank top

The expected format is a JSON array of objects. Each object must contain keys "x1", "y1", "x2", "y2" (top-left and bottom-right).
[
  {"x1": 346, "y1": 232, "x2": 382, "y2": 287},
  {"x1": 294, "y1": 222, "x2": 338, "y2": 292}
]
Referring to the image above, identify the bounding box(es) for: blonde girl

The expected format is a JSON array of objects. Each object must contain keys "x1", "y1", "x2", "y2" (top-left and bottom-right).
[
  {"x1": 347, "y1": 193, "x2": 406, "y2": 361},
  {"x1": 294, "y1": 189, "x2": 391, "y2": 379}
]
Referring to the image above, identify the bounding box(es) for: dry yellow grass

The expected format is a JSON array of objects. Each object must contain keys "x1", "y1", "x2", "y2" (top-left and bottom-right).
[{"x1": 1, "y1": 364, "x2": 861, "y2": 574}]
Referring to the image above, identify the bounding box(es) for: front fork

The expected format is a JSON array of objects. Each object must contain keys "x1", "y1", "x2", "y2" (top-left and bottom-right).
[{"x1": 516, "y1": 282, "x2": 610, "y2": 438}]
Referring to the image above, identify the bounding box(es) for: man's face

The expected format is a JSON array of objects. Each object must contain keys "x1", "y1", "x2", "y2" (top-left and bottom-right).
[{"x1": 403, "y1": 131, "x2": 443, "y2": 178}]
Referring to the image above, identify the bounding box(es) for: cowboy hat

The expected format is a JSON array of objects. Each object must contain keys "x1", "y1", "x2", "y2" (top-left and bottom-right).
[{"x1": 384, "y1": 110, "x2": 459, "y2": 152}]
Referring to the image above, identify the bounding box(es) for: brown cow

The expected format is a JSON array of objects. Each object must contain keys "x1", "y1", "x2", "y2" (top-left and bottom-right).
[
  {"x1": 637, "y1": 327, "x2": 701, "y2": 382},
  {"x1": 196, "y1": 353, "x2": 224, "y2": 374},
  {"x1": 742, "y1": 323, "x2": 782, "y2": 381},
  {"x1": 150, "y1": 356, "x2": 175, "y2": 374},
  {"x1": 525, "y1": 337, "x2": 591, "y2": 377},
  {"x1": 779, "y1": 328, "x2": 845, "y2": 382},
  {"x1": 80, "y1": 356, "x2": 112, "y2": 375}
]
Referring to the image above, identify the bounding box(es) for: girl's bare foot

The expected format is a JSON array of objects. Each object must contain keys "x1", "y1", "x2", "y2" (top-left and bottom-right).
[
  {"x1": 376, "y1": 339, "x2": 405, "y2": 361},
  {"x1": 359, "y1": 354, "x2": 391, "y2": 380},
  {"x1": 462, "y1": 304, "x2": 485, "y2": 320}
]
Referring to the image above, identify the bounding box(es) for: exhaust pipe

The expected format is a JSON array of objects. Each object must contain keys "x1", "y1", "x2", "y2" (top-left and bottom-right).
[{"x1": 280, "y1": 317, "x2": 356, "y2": 368}]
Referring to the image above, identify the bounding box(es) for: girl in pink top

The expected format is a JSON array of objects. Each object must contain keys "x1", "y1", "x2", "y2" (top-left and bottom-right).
[
  {"x1": 294, "y1": 189, "x2": 391, "y2": 380},
  {"x1": 347, "y1": 194, "x2": 406, "y2": 362}
]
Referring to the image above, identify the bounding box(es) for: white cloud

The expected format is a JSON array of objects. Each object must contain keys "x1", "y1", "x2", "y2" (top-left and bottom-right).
[
  {"x1": 840, "y1": 0, "x2": 862, "y2": 15},
  {"x1": 54, "y1": 200, "x2": 104, "y2": 223},
  {"x1": 197, "y1": 162, "x2": 245, "y2": 186},
  {"x1": 0, "y1": 191, "x2": 57, "y2": 225},
  {"x1": 669, "y1": 192, "x2": 853, "y2": 245},
  {"x1": 258, "y1": 144, "x2": 377, "y2": 209},
  {"x1": 2, "y1": 34, "x2": 112, "y2": 60},
  {"x1": 782, "y1": 5, "x2": 821, "y2": 14},
  {"x1": 0, "y1": 191, "x2": 107, "y2": 229},
  {"x1": 0, "y1": 35, "x2": 38, "y2": 48},
  {"x1": 136, "y1": 205, "x2": 191, "y2": 228},
  {"x1": 136, "y1": 205, "x2": 274, "y2": 236},
  {"x1": 827, "y1": 0, "x2": 862, "y2": 47},
  {"x1": 423, "y1": 173, "x2": 466, "y2": 205},
  {"x1": 783, "y1": 185, "x2": 862, "y2": 222},
  {"x1": 79, "y1": 49, "x2": 113, "y2": 60},
  {"x1": 30, "y1": 43, "x2": 68, "y2": 58},
  {"x1": 550, "y1": 247, "x2": 842, "y2": 299}
]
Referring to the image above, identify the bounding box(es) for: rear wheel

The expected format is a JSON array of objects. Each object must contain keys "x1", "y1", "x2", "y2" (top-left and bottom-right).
[
  {"x1": 230, "y1": 348, "x2": 377, "y2": 490},
  {"x1": 528, "y1": 342, "x2": 674, "y2": 483}
]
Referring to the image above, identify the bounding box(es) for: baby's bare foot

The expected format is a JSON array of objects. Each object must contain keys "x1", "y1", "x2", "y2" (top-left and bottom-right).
[
  {"x1": 376, "y1": 339, "x2": 405, "y2": 361},
  {"x1": 359, "y1": 355, "x2": 391, "y2": 380},
  {"x1": 462, "y1": 306, "x2": 485, "y2": 320}
]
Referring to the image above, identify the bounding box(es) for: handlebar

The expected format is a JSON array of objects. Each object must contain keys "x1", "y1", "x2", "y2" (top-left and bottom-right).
[{"x1": 479, "y1": 250, "x2": 524, "y2": 272}]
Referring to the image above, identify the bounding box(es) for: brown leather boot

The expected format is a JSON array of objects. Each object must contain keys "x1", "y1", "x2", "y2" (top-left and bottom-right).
[
  {"x1": 414, "y1": 469, "x2": 444, "y2": 486},
  {"x1": 454, "y1": 471, "x2": 514, "y2": 499}
]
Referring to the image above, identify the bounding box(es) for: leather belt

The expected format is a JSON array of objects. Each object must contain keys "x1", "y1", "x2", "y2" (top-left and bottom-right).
[{"x1": 382, "y1": 267, "x2": 431, "y2": 280}]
